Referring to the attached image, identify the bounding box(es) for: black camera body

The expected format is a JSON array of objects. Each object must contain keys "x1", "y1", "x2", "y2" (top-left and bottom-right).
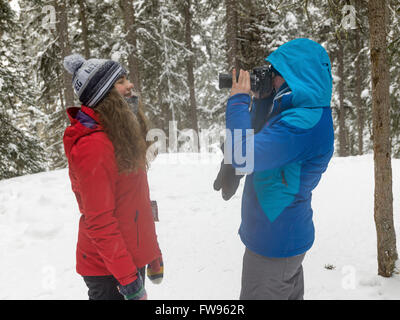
[{"x1": 219, "y1": 65, "x2": 274, "y2": 97}]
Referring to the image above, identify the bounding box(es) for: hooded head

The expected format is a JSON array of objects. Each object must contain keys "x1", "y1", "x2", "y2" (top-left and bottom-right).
[
  {"x1": 63, "y1": 54, "x2": 127, "y2": 108},
  {"x1": 266, "y1": 38, "x2": 332, "y2": 108}
]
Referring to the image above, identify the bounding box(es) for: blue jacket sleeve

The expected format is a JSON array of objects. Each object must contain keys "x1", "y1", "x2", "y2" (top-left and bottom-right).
[{"x1": 226, "y1": 93, "x2": 316, "y2": 172}]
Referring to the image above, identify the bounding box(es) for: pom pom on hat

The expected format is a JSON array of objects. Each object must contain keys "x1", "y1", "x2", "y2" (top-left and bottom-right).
[{"x1": 63, "y1": 54, "x2": 86, "y2": 75}]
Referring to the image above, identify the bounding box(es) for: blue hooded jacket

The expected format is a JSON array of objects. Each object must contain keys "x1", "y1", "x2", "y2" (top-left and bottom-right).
[{"x1": 226, "y1": 38, "x2": 334, "y2": 258}]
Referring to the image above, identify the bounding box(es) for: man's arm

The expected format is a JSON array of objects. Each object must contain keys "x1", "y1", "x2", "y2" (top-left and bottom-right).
[{"x1": 226, "y1": 93, "x2": 319, "y2": 172}]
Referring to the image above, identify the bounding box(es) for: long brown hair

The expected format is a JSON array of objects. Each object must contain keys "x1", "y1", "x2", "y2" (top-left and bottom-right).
[{"x1": 94, "y1": 87, "x2": 148, "y2": 174}]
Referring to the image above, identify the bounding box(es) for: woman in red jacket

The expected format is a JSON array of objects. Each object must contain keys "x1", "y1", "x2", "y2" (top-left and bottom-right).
[{"x1": 63, "y1": 54, "x2": 163, "y2": 300}]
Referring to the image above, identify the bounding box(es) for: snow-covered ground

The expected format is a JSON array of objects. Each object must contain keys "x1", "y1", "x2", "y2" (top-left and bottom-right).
[{"x1": 0, "y1": 153, "x2": 399, "y2": 300}]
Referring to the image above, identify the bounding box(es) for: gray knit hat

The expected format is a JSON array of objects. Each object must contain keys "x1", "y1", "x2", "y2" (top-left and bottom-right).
[{"x1": 63, "y1": 54, "x2": 127, "y2": 108}]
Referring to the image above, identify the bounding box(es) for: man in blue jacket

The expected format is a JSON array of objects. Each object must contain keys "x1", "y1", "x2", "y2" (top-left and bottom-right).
[{"x1": 225, "y1": 38, "x2": 334, "y2": 300}]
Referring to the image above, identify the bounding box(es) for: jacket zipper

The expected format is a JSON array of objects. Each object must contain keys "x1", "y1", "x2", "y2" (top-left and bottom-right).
[
  {"x1": 135, "y1": 210, "x2": 139, "y2": 246},
  {"x1": 281, "y1": 170, "x2": 288, "y2": 187}
]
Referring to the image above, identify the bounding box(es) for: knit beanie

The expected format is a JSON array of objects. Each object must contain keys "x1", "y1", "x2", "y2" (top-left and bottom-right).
[{"x1": 63, "y1": 54, "x2": 127, "y2": 108}]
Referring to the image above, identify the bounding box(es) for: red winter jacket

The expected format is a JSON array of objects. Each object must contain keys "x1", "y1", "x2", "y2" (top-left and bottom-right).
[{"x1": 63, "y1": 106, "x2": 161, "y2": 286}]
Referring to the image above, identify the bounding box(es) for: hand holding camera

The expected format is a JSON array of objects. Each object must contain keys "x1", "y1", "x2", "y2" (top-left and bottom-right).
[
  {"x1": 219, "y1": 65, "x2": 274, "y2": 99},
  {"x1": 230, "y1": 69, "x2": 251, "y2": 96}
]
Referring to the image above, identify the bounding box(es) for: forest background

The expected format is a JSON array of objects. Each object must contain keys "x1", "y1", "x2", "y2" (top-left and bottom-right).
[{"x1": 0, "y1": 0, "x2": 399, "y2": 179}]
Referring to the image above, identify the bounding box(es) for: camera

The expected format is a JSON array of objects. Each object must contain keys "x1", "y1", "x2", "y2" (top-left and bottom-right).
[{"x1": 219, "y1": 65, "x2": 274, "y2": 97}]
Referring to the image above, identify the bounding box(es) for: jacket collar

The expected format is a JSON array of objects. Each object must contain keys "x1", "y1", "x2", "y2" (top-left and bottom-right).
[
  {"x1": 66, "y1": 105, "x2": 100, "y2": 124},
  {"x1": 265, "y1": 83, "x2": 293, "y2": 123},
  {"x1": 80, "y1": 105, "x2": 100, "y2": 123},
  {"x1": 274, "y1": 82, "x2": 290, "y2": 100}
]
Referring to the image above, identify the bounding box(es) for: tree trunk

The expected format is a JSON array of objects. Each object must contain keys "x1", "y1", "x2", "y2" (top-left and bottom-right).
[
  {"x1": 368, "y1": 0, "x2": 398, "y2": 277},
  {"x1": 337, "y1": 35, "x2": 348, "y2": 157},
  {"x1": 225, "y1": 0, "x2": 239, "y2": 71},
  {"x1": 354, "y1": 29, "x2": 364, "y2": 154},
  {"x1": 119, "y1": 0, "x2": 141, "y2": 92},
  {"x1": 183, "y1": 0, "x2": 199, "y2": 134},
  {"x1": 55, "y1": 0, "x2": 74, "y2": 109},
  {"x1": 355, "y1": 0, "x2": 364, "y2": 155},
  {"x1": 78, "y1": 0, "x2": 90, "y2": 59}
]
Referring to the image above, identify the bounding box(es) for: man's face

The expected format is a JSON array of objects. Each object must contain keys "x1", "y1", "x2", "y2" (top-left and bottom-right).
[
  {"x1": 114, "y1": 76, "x2": 134, "y2": 97},
  {"x1": 272, "y1": 74, "x2": 285, "y2": 91}
]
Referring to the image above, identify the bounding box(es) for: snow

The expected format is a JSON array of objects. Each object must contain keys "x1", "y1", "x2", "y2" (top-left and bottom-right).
[
  {"x1": 361, "y1": 88, "x2": 370, "y2": 99},
  {"x1": 285, "y1": 12, "x2": 297, "y2": 28},
  {"x1": 0, "y1": 153, "x2": 399, "y2": 300},
  {"x1": 9, "y1": 0, "x2": 20, "y2": 13}
]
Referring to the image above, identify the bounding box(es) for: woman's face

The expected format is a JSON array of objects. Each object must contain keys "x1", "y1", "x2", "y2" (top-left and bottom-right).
[{"x1": 114, "y1": 76, "x2": 134, "y2": 97}]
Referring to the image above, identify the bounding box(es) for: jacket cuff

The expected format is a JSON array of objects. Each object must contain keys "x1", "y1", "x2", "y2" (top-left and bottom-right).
[
  {"x1": 228, "y1": 93, "x2": 251, "y2": 105},
  {"x1": 117, "y1": 271, "x2": 138, "y2": 286}
]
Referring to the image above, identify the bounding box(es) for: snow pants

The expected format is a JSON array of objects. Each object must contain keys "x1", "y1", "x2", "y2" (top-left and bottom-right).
[
  {"x1": 82, "y1": 268, "x2": 146, "y2": 300},
  {"x1": 240, "y1": 248, "x2": 306, "y2": 300}
]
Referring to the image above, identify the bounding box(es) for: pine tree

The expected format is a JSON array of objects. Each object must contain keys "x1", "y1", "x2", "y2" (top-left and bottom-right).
[
  {"x1": 388, "y1": 0, "x2": 400, "y2": 156},
  {"x1": 54, "y1": 0, "x2": 74, "y2": 109},
  {"x1": 0, "y1": 0, "x2": 46, "y2": 179},
  {"x1": 368, "y1": 0, "x2": 398, "y2": 277},
  {"x1": 353, "y1": 0, "x2": 366, "y2": 155},
  {"x1": 225, "y1": 0, "x2": 239, "y2": 71},
  {"x1": 189, "y1": 0, "x2": 227, "y2": 128},
  {"x1": 134, "y1": 0, "x2": 189, "y2": 136},
  {"x1": 119, "y1": 0, "x2": 141, "y2": 91},
  {"x1": 182, "y1": 0, "x2": 199, "y2": 133},
  {"x1": 18, "y1": 0, "x2": 68, "y2": 170},
  {"x1": 76, "y1": 0, "x2": 90, "y2": 59},
  {"x1": 4, "y1": 0, "x2": 398, "y2": 172}
]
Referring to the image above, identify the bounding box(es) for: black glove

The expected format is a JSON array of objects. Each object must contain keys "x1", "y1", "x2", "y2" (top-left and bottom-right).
[
  {"x1": 213, "y1": 158, "x2": 243, "y2": 201},
  {"x1": 214, "y1": 96, "x2": 273, "y2": 201}
]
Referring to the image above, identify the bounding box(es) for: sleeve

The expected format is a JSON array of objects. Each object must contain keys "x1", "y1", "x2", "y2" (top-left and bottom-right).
[
  {"x1": 71, "y1": 136, "x2": 138, "y2": 286},
  {"x1": 226, "y1": 93, "x2": 315, "y2": 173}
]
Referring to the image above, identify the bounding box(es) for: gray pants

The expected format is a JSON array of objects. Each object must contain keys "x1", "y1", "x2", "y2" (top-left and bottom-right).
[{"x1": 240, "y1": 248, "x2": 306, "y2": 300}]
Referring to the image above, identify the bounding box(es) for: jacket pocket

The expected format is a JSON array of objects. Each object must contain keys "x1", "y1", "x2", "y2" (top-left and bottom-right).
[{"x1": 253, "y1": 163, "x2": 302, "y2": 222}]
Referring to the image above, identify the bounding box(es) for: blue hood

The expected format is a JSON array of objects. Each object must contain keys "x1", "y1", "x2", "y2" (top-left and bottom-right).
[{"x1": 266, "y1": 38, "x2": 332, "y2": 108}]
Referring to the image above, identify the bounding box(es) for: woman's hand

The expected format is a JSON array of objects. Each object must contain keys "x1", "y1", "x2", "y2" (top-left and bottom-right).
[{"x1": 230, "y1": 69, "x2": 251, "y2": 97}]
